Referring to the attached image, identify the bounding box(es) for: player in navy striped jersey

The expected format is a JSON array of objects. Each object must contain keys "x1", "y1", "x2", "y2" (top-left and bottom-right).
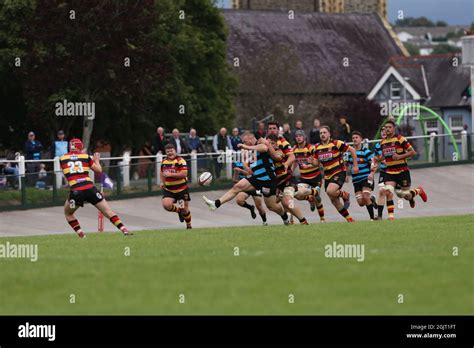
[
  {"x1": 203, "y1": 131, "x2": 289, "y2": 225},
  {"x1": 233, "y1": 151, "x2": 268, "y2": 225},
  {"x1": 345, "y1": 132, "x2": 376, "y2": 220}
]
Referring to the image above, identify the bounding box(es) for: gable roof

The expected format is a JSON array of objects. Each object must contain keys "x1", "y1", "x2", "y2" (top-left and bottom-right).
[
  {"x1": 389, "y1": 54, "x2": 471, "y2": 108},
  {"x1": 222, "y1": 10, "x2": 404, "y2": 95}
]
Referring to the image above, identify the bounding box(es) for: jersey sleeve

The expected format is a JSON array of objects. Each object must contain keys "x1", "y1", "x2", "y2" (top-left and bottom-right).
[
  {"x1": 366, "y1": 149, "x2": 374, "y2": 161},
  {"x1": 279, "y1": 139, "x2": 292, "y2": 155},
  {"x1": 399, "y1": 136, "x2": 413, "y2": 151},
  {"x1": 177, "y1": 158, "x2": 188, "y2": 171},
  {"x1": 89, "y1": 156, "x2": 94, "y2": 167},
  {"x1": 336, "y1": 140, "x2": 349, "y2": 153}
]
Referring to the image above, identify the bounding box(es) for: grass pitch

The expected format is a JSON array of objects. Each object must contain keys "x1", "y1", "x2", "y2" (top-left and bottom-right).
[{"x1": 0, "y1": 215, "x2": 472, "y2": 315}]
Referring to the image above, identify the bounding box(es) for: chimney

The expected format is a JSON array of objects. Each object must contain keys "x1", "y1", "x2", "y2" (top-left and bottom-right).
[{"x1": 461, "y1": 32, "x2": 474, "y2": 65}]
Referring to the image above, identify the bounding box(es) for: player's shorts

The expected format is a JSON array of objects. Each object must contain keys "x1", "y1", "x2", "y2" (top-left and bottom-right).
[
  {"x1": 247, "y1": 176, "x2": 277, "y2": 198},
  {"x1": 68, "y1": 186, "x2": 103, "y2": 207},
  {"x1": 324, "y1": 171, "x2": 346, "y2": 191},
  {"x1": 378, "y1": 170, "x2": 386, "y2": 185},
  {"x1": 276, "y1": 174, "x2": 293, "y2": 192},
  {"x1": 353, "y1": 179, "x2": 374, "y2": 193},
  {"x1": 384, "y1": 170, "x2": 411, "y2": 188},
  {"x1": 299, "y1": 175, "x2": 322, "y2": 189},
  {"x1": 162, "y1": 188, "x2": 191, "y2": 202},
  {"x1": 245, "y1": 190, "x2": 262, "y2": 197}
]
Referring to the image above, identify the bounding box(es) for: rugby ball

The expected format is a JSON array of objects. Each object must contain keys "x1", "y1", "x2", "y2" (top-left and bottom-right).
[{"x1": 198, "y1": 172, "x2": 213, "y2": 186}]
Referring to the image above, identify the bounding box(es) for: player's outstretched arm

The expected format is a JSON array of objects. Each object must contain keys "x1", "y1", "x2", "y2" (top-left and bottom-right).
[{"x1": 91, "y1": 152, "x2": 102, "y2": 173}]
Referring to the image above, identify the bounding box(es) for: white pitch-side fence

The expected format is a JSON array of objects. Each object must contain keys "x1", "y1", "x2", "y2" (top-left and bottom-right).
[{"x1": 1, "y1": 131, "x2": 471, "y2": 190}]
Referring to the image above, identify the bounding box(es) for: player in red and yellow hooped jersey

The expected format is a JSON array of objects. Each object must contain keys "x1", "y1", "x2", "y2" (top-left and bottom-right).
[
  {"x1": 374, "y1": 120, "x2": 427, "y2": 217},
  {"x1": 160, "y1": 143, "x2": 192, "y2": 229},
  {"x1": 61, "y1": 138, "x2": 131, "y2": 238},
  {"x1": 292, "y1": 130, "x2": 325, "y2": 222},
  {"x1": 311, "y1": 126, "x2": 359, "y2": 222},
  {"x1": 263, "y1": 122, "x2": 308, "y2": 225}
]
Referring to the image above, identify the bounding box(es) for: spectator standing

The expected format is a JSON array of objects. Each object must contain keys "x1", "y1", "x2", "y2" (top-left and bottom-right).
[
  {"x1": 338, "y1": 115, "x2": 352, "y2": 142},
  {"x1": 187, "y1": 128, "x2": 204, "y2": 153},
  {"x1": 229, "y1": 127, "x2": 242, "y2": 151},
  {"x1": 308, "y1": 118, "x2": 321, "y2": 145},
  {"x1": 24, "y1": 131, "x2": 43, "y2": 185},
  {"x1": 51, "y1": 130, "x2": 69, "y2": 158},
  {"x1": 212, "y1": 127, "x2": 232, "y2": 179},
  {"x1": 152, "y1": 127, "x2": 166, "y2": 154},
  {"x1": 255, "y1": 122, "x2": 266, "y2": 140},
  {"x1": 282, "y1": 123, "x2": 292, "y2": 144},
  {"x1": 168, "y1": 128, "x2": 190, "y2": 155}
]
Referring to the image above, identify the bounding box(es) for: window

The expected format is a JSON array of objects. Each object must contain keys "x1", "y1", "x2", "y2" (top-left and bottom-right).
[
  {"x1": 426, "y1": 119, "x2": 438, "y2": 134},
  {"x1": 390, "y1": 82, "x2": 401, "y2": 99},
  {"x1": 426, "y1": 119, "x2": 438, "y2": 128},
  {"x1": 449, "y1": 115, "x2": 464, "y2": 143},
  {"x1": 449, "y1": 115, "x2": 463, "y2": 129}
]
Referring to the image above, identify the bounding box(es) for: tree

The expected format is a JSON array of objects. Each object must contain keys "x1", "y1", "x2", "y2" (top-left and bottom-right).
[
  {"x1": 432, "y1": 44, "x2": 461, "y2": 54},
  {"x1": 0, "y1": 0, "x2": 236, "y2": 154},
  {"x1": 404, "y1": 43, "x2": 420, "y2": 56},
  {"x1": 436, "y1": 20, "x2": 448, "y2": 27}
]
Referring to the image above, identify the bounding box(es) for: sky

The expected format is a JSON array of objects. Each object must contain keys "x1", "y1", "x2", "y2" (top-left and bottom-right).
[
  {"x1": 388, "y1": 0, "x2": 473, "y2": 25},
  {"x1": 215, "y1": 0, "x2": 473, "y2": 25}
]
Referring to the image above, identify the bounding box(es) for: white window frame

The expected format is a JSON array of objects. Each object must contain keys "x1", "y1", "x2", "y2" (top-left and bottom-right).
[
  {"x1": 449, "y1": 115, "x2": 464, "y2": 142},
  {"x1": 390, "y1": 82, "x2": 402, "y2": 99},
  {"x1": 425, "y1": 119, "x2": 438, "y2": 134}
]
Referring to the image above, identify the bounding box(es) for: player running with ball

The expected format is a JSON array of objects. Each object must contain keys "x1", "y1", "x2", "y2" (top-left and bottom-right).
[
  {"x1": 311, "y1": 126, "x2": 359, "y2": 222},
  {"x1": 373, "y1": 120, "x2": 427, "y2": 216},
  {"x1": 61, "y1": 138, "x2": 131, "y2": 238},
  {"x1": 203, "y1": 131, "x2": 290, "y2": 225},
  {"x1": 160, "y1": 143, "x2": 193, "y2": 229},
  {"x1": 233, "y1": 149, "x2": 268, "y2": 225}
]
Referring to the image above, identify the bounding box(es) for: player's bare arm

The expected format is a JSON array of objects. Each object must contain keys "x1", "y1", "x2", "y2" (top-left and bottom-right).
[
  {"x1": 90, "y1": 152, "x2": 102, "y2": 173},
  {"x1": 347, "y1": 146, "x2": 359, "y2": 174}
]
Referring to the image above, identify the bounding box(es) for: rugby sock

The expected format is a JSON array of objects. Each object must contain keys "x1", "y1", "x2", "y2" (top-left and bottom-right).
[
  {"x1": 366, "y1": 204, "x2": 375, "y2": 220},
  {"x1": 260, "y1": 213, "x2": 267, "y2": 223},
  {"x1": 317, "y1": 204, "x2": 325, "y2": 218},
  {"x1": 298, "y1": 217, "x2": 308, "y2": 224},
  {"x1": 68, "y1": 219, "x2": 82, "y2": 232},
  {"x1": 377, "y1": 204, "x2": 384, "y2": 218},
  {"x1": 410, "y1": 188, "x2": 420, "y2": 198},
  {"x1": 281, "y1": 212, "x2": 289, "y2": 222},
  {"x1": 182, "y1": 211, "x2": 192, "y2": 224},
  {"x1": 215, "y1": 199, "x2": 222, "y2": 208},
  {"x1": 338, "y1": 208, "x2": 352, "y2": 221},
  {"x1": 387, "y1": 200, "x2": 395, "y2": 214},
  {"x1": 169, "y1": 205, "x2": 181, "y2": 213},
  {"x1": 242, "y1": 202, "x2": 253, "y2": 210},
  {"x1": 110, "y1": 215, "x2": 124, "y2": 230}
]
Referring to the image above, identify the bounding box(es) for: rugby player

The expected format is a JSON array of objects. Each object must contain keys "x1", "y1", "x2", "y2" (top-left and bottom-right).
[
  {"x1": 160, "y1": 143, "x2": 192, "y2": 229},
  {"x1": 292, "y1": 130, "x2": 326, "y2": 223},
  {"x1": 263, "y1": 122, "x2": 308, "y2": 225},
  {"x1": 203, "y1": 131, "x2": 289, "y2": 224},
  {"x1": 346, "y1": 131, "x2": 376, "y2": 220},
  {"x1": 311, "y1": 126, "x2": 359, "y2": 222},
  {"x1": 61, "y1": 138, "x2": 130, "y2": 238},
  {"x1": 373, "y1": 126, "x2": 394, "y2": 220},
  {"x1": 374, "y1": 120, "x2": 427, "y2": 215},
  {"x1": 233, "y1": 148, "x2": 268, "y2": 225}
]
